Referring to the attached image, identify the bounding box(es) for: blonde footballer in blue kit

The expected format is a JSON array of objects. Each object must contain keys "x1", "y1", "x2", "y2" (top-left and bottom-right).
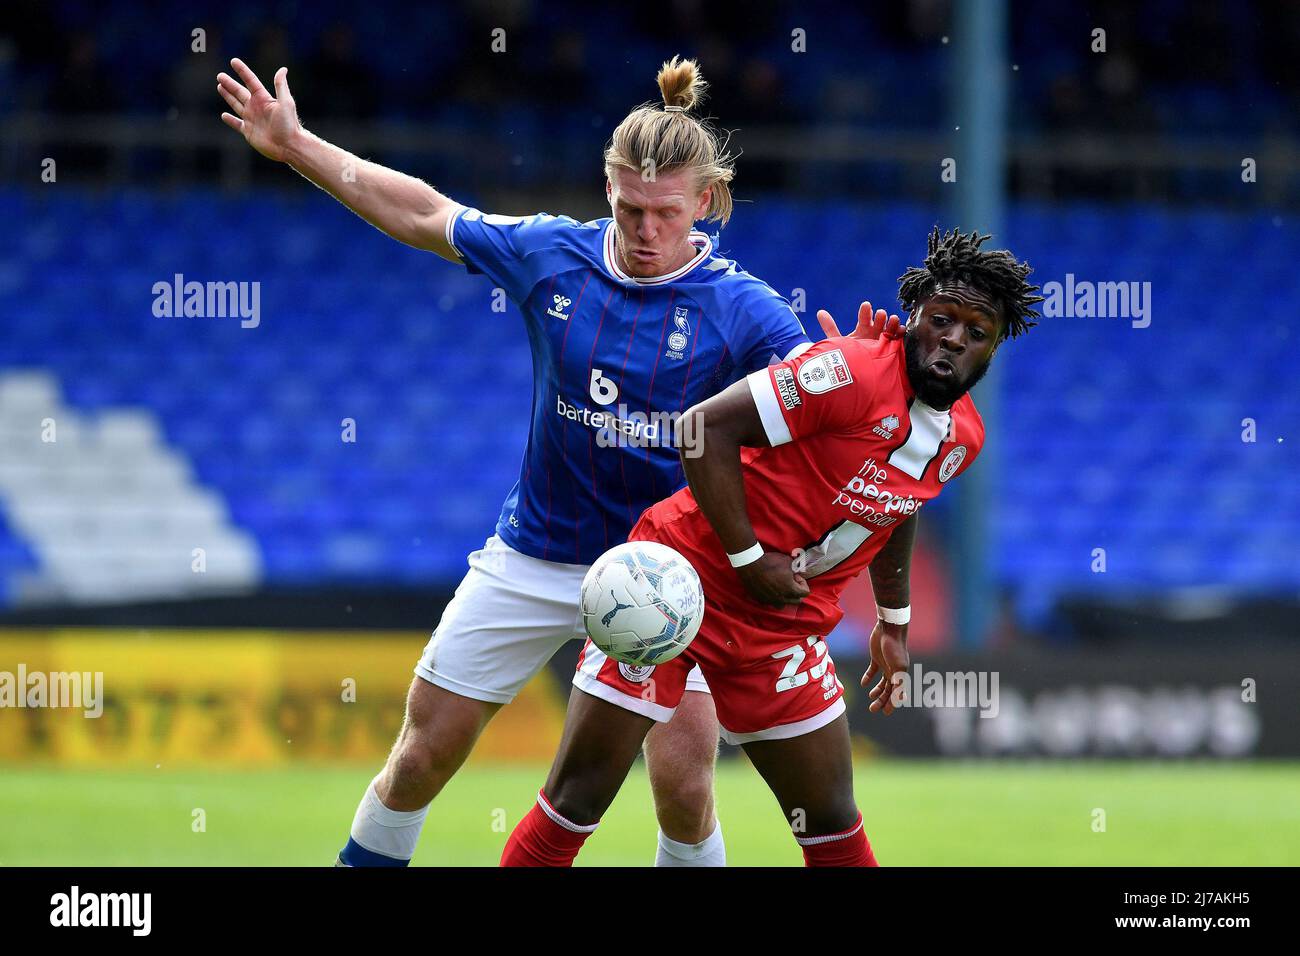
[{"x1": 218, "y1": 52, "x2": 898, "y2": 866}]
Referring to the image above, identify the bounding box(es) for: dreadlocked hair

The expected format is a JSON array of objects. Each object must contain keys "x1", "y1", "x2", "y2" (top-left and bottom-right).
[{"x1": 897, "y1": 227, "x2": 1043, "y2": 341}]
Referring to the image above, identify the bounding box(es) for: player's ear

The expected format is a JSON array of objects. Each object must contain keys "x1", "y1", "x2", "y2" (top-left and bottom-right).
[
  {"x1": 694, "y1": 185, "x2": 712, "y2": 222},
  {"x1": 605, "y1": 178, "x2": 614, "y2": 205}
]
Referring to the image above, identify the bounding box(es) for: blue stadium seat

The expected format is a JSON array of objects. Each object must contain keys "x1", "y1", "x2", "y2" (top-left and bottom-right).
[{"x1": 1, "y1": 186, "x2": 1297, "y2": 625}]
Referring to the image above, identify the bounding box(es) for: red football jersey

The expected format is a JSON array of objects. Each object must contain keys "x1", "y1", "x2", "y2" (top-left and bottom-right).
[{"x1": 639, "y1": 334, "x2": 985, "y2": 635}]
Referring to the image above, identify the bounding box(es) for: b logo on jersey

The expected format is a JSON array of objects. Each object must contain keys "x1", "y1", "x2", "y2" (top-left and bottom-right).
[
  {"x1": 589, "y1": 368, "x2": 619, "y2": 406},
  {"x1": 666, "y1": 306, "x2": 691, "y2": 359},
  {"x1": 938, "y1": 445, "x2": 967, "y2": 482},
  {"x1": 618, "y1": 662, "x2": 656, "y2": 683},
  {"x1": 797, "y1": 349, "x2": 853, "y2": 394},
  {"x1": 547, "y1": 294, "x2": 573, "y2": 321}
]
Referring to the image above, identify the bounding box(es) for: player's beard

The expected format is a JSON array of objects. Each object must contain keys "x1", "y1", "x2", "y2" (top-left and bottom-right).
[{"x1": 903, "y1": 327, "x2": 991, "y2": 408}]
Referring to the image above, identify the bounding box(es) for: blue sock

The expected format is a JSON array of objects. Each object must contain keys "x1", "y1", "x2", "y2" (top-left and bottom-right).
[{"x1": 338, "y1": 836, "x2": 410, "y2": 867}]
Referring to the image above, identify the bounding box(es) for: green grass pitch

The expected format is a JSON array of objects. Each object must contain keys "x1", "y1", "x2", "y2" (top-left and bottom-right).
[{"x1": 2, "y1": 760, "x2": 1296, "y2": 866}]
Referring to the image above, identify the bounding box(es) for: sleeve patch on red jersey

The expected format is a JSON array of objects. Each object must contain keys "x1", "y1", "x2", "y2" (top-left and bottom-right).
[
  {"x1": 774, "y1": 367, "x2": 802, "y2": 409},
  {"x1": 797, "y1": 348, "x2": 853, "y2": 394}
]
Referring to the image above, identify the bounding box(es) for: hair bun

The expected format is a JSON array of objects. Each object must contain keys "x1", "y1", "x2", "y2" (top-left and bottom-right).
[{"x1": 657, "y1": 55, "x2": 706, "y2": 112}]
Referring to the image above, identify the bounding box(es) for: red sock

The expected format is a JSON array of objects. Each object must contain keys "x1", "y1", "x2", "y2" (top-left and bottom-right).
[
  {"x1": 798, "y1": 814, "x2": 879, "y2": 867},
  {"x1": 500, "y1": 791, "x2": 598, "y2": 867}
]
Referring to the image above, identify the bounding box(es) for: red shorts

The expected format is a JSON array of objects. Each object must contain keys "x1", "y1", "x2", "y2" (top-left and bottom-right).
[{"x1": 572, "y1": 535, "x2": 847, "y2": 745}]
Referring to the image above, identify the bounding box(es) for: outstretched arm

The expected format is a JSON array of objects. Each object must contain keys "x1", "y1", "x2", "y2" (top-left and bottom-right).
[
  {"x1": 862, "y1": 514, "x2": 916, "y2": 715},
  {"x1": 217, "y1": 58, "x2": 461, "y2": 260}
]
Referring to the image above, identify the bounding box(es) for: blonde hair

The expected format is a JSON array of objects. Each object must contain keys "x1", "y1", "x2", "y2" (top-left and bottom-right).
[{"x1": 604, "y1": 56, "x2": 736, "y2": 225}]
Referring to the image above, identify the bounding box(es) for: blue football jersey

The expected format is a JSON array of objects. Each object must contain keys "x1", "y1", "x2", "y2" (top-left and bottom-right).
[{"x1": 446, "y1": 207, "x2": 810, "y2": 565}]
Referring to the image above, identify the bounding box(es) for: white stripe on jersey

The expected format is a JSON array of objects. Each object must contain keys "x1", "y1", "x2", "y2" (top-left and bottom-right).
[
  {"x1": 888, "y1": 399, "x2": 951, "y2": 480},
  {"x1": 445, "y1": 204, "x2": 466, "y2": 258},
  {"x1": 782, "y1": 341, "x2": 813, "y2": 361}
]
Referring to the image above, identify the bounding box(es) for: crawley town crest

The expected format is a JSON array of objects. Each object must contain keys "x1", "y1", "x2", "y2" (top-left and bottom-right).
[{"x1": 938, "y1": 445, "x2": 967, "y2": 482}]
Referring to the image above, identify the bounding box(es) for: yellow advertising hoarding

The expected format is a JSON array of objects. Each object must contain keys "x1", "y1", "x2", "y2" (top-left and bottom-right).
[{"x1": 0, "y1": 629, "x2": 569, "y2": 766}]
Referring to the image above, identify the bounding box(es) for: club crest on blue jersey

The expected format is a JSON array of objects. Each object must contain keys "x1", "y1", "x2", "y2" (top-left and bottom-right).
[{"x1": 666, "y1": 306, "x2": 691, "y2": 359}]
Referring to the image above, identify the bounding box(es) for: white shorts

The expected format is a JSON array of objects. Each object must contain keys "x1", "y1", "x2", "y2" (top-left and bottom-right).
[{"x1": 416, "y1": 534, "x2": 710, "y2": 704}]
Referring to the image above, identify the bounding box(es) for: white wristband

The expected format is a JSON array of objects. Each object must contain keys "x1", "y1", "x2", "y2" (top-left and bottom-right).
[
  {"x1": 877, "y1": 604, "x2": 911, "y2": 625},
  {"x1": 727, "y1": 542, "x2": 765, "y2": 568}
]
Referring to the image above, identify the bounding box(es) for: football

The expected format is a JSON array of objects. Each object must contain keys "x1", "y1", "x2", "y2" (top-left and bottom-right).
[{"x1": 580, "y1": 541, "x2": 704, "y2": 666}]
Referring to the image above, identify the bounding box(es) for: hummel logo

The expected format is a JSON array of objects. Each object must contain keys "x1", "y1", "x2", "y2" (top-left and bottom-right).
[
  {"x1": 873, "y1": 414, "x2": 899, "y2": 440},
  {"x1": 547, "y1": 294, "x2": 573, "y2": 321}
]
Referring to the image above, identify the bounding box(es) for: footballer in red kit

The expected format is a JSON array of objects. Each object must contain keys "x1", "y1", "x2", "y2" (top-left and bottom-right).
[
  {"x1": 502, "y1": 229, "x2": 1044, "y2": 867},
  {"x1": 575, "y1": 327, "x2": 987, "y2": 740}
]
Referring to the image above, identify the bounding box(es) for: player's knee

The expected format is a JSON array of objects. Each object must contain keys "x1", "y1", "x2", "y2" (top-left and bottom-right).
[
  {"x1": 546, "y1": 785, "x2": 600, "y2": 832},
  {"x1": 647, "y1": 708, "x2": 718, "y2": 789},
  {"x1": 798, "y1": 798, "x2": 860, "y2": 839},
  {"x1": 646, "y1": 746, "x2": 713, "y2": 833},
  {"x1": 544, "y1": 777, "x2": 605, "y2": 828},
  {"x1": 655, "y1": 791, "x2": 714, "y2": 844},
  {"x1": 386, "y1": 714, "x2": 476, "y2": 800},
  {"x1": 388, "y1": 734, "x2": 432, "y2": 783},
  {"x1": 646, "y1": 738, "x2": 716, "y2": 837},
  {"x1": 380, "y1": 745, "x2": 430, "y2": 805},
  {"x1": 401, "y1": 679, "x2": 492, "y2": 764},
  {"x1": 651, "y1": 767, "x2": 714, "y2": 825},
  {"x1": 399, "y1": 718, "x2": 475, "y2": 777},
  {"x1": 380, "y1": 732, "x2": 462, "y2": 808}
]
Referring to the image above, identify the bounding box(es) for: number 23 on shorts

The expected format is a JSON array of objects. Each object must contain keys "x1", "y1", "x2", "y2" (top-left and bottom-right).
[{"x1": 772, "y1": 636, "x2": 837, "y2": 698}]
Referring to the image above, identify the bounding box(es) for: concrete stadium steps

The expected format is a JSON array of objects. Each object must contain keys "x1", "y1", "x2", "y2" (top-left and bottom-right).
[{"x1": 0, "y1": 370, "x2": 262, "y2": 605}]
